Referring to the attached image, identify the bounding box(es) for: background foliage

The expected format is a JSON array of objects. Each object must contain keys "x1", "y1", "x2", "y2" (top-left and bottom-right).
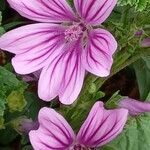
[{"x1": 0, "y1": 0, "x2": 150, "y2": 149}]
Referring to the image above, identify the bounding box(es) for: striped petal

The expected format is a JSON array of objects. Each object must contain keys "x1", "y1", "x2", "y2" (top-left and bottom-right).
[
  {"x1": 74, "y1": 0, "x2": 117, "y2": 25},
  {"x1": 38, "y1": 40, "x2": 85, "y2": 105},
  {"x1": 77, "y1": 101, "x2": 128, "y2": 148},
  {"x1": 0, "y1": 23, "x2": 66, "y2": 74},
  {"x1": 82, "y1": 28, "x2": 117, "y2": 77},
  {"x1": 29, "y1": 107, "x2": 75, "y2": 150},
  {"x1": 7, "y1": 0, "x2": 76, "y2": 23}
]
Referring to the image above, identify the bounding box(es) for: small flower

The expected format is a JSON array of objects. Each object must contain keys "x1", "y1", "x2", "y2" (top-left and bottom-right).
[
  {"x1": 20, "y1": 119, "x2": 39, "y2": 134},
  {"x1": 22, "y1": 70, "x2": 41, "y2": 82},
  {"x1": 29, "y1": 101, "x2": 128, "y2": 150},
  {"x1": 135, "y1": 30, "x2": 143, "y2": 37},
  {"x1": 0, "y1": 0, "x2": 117, "y2": 104},
  {"x1": 141, "y1": 37, "x2": 150, "y2": 47},
  {"x1": 119, "y1": 97, "x2": 150, "y2": 116}
]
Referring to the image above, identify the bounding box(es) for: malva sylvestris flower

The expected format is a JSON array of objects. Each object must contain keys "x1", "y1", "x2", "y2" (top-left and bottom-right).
[
  {"x1": 119, "y1": 97, "x2": 150, "y2": 116},
  {"x1": 0, "y1": 0, "x2": 117, "y2": 104},
  {"x1": 29, "y1": 101, "x2": 128, "y2": 150}
]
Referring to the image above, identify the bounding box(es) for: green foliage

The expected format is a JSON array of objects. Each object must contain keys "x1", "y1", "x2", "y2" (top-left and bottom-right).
[
  {"x1": 0, "y1": 0, "x2": 6, "y2": 11},
  {"x1": 6, "y1": 91, "x2": 27, "y2": 112},
  {"x1": 134, "y1": 58, "x2": 150, "y2": 99},
  {"x1": 0, "y1": 66, "x2": 28, "y2": 129},
  {"x1": 108, "y1": 114, "x2": 150, "y2": 150},
  {"x1": 118, "y1": 0, "x2": 150, "y2": 11},
  {"x1": 0, "y1": 11, "x2": 5, "y2": 35}
]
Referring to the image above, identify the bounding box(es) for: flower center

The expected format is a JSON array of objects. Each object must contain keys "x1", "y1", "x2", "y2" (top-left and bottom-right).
[
  {"x1": 69, "y1": 144, "x2": 91, "y2": 150},
  {"x1": 65, "y1": 25, "x2": 83, "y2": 42}
]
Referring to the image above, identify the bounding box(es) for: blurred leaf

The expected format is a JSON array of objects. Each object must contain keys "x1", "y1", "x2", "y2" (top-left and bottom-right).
[
  {"x1": 0, "y1": 98, "x2": 5, "y2": 116},
  {"x1": 146, "y1": 92, "x2": 150, "y2": 101},
  {"x1": 0, "y1": 11, "x2": 5, "y2": 35},
  {"x1": 134, "y1": 59, "x2": 150, "y2": 99},
  {"x1": 3, "y1": 21, "x2": 26, "y2": 31},
  {"x1": 143, "y1": 56, "x2": 150, "y2": 70},
  {"x1": 105, "y1": 91, "x2": 123, "y2": 109},
  {"x1": 0, "y1": 0, "x2": 6, "y2": 11},
  {"x1": 67, "y1": 0, "x2": 73, "y2": 6},
  {"x1": 0, "y1": 117, "x2": 5, "y2": 129},
  {"x1": 100, "y1": 145, "x2": 117, "y2": 150},
  {"x1": 0, "y1": 127, "x2": 18, "y2": 145},
  {"x1": 0, "y1": 11, "x2": 2, "y2": 24},
  {"x1": 23, "y1": 92, "x2": 42, "y2": 120},
  {"x1": 22, "y1": 145, "x2": 33, "y2": 150},
  {"x1": 0, "y1": 66, "x2": 24, "y2": 89},
  {"x1": 7, "y1": 91, "x2": 27, "y2": 112}
]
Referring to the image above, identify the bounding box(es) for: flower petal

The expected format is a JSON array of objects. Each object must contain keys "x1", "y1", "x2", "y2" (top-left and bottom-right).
[
  {"x1": 29, "y1": 107, "x2": 75, "y2": 150},
  {"x1": 0, "y1": 23, "x2": 66, "y2": 74},
  {"x1": 74, "y1": 0, "x2": 117, "y2": 25},
  {"x1": 82, "y1": 29, "x2": 117, "y2": 77},
  {"x1": 38, "y1": 40, "x2": 85, "y2": 105},
  {"x1": 141, "y1": 37, "x2": 150, "y2": 47},
  {"x1": 77, "y1": 101, "x2": 128, "y2": 148},
  {"x1": 7, "y1": 0, "x2": 76, "y2": 22},
  {"x1": 119, "y1": 97, "x2": 150, "y2": 116}
]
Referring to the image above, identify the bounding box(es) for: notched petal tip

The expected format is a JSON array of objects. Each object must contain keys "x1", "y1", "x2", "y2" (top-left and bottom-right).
[
  {"x1": 77, "y1": 101, "x2": 128, "y2": 148},
  {"x1": 74, "y1": 0, "x2": 117, "y2": 25},
  {"x1": 82, "y1": 28, "x2": 117, "y2": 77},
  {"x1": 29, "y1": 107, "x2": 75, "y2": 150}
]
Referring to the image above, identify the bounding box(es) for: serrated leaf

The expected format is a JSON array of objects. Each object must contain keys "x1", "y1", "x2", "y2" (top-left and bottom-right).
[
  {"x1": 117, "y1": 0, "x2": 150, "y2": 11},
  {"x1": 109, "y1": 114, "x2": 150, "y2": 150},
  {"x1": 6, "y1": 91, "x2": 27, "y2": 112}
]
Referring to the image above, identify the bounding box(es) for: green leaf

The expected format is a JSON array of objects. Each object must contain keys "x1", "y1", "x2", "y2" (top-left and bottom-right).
[
  {"x1": 0, "y1": 98, "x2": 5, "y2": 116},
  {"x1": 0, "y1": 66, "x2": 22, "y2": 88},
  {"x1": 133, "y1": 59, "x2": 150, "y2": 99},
  {"x1": 117, "y1": 0, "x2": 150, "y2": 11},
  {"x1": 0, "y1": 11, "x2": 2, "y2": 24},
  {"x1": 0, "y1": 117, "x2": 5, "y2": 129},
  {"x1": 0, "y1": 127, "x2": 18, "y2": 145},
  {"x1": 109, "y1": 114, "x2": 150, "y2": 150},
  {"x1": 23, "y1": 92, "x2": 42, "y2": 119},
  {"x1": 22, "y1": 145, "x2": 33, "y2": 150},
  {"x1": 0, "y1": 66, "x2": 28, "y2": 131},
  {"x1": 105, "y1": 91, "x2": 123, "y2": 109},
  {"x1": 100, "y1": 145, "x2": 117, "y2": 150},
  {"x1": 0, "y1": 0, "x2": 6, "y2": 11},
  {"x1": 6, "y1": 91, "x2": 27, "y2": 112}
]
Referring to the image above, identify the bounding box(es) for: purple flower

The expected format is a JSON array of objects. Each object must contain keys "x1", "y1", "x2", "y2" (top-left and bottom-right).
[
  {"x1": 29, "y1": 101, "x2": 128, "y2": 149},
  {"x1": 119, "y1": 97, "x2": 150, "y2": 116},
  {"x1": 141, "y1": 37, "x2": 150, "y2": 47},
  {"x1": 22, "y1": 70, "x2": 41, "y2": 82},
  {"x1": 19, "y1": 119, "x2": 39, "y2": 134},
  {"x1": 0, "y1": 0, "x2": 117, "y2": 104}
]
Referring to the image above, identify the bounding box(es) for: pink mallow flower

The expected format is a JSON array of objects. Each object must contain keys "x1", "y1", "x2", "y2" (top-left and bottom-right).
[
  {"x1": 119, "y1": 97, "x2": 150, "y2": 116},
  {"x1": 29, "y1": 101, "x2": 128, "y2": 150},
  {"x1": 0, "y1": 0, "x2": 117, "y2": 104}
]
